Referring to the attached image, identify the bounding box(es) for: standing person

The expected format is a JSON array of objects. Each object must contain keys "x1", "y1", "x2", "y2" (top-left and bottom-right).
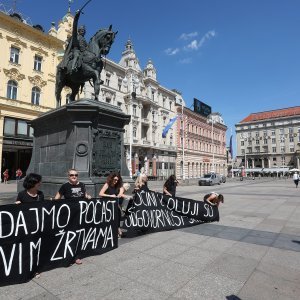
[
  {"x1": 16, "y1": 173, "x2": 44, "y2": 204},
  {"x1": 54, "y1": 168, "x2": 91, "y2": 200},
  {"x1": 163, "y1": 175, "x2": 179, "y2": 197},
  {"x1": 99, "y1": 172, "x2": 125, "y2": 238},
  {"x1": 293, "y1": 172, "x2": 299, "y2": 188},
  {"x1": 16, "y1": 168, "x2": 23, "y2": 181},
  {"x1": 134, "y1": 174, "x2": 149, "y2": 192},
  {"x1": 54, "y1": 168, "x2": 91, "y2": 265},
  {"x1": 3, "y1": 169, "x2": 9, "y2": 184}
]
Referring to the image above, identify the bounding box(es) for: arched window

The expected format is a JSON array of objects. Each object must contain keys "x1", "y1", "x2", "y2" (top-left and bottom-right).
[
  {"x1": 31, "y1": 87, "x2": 41, "y2": 105},
  {"x1": 7, "y1": 80, "x2": 18, "y2": 100}
]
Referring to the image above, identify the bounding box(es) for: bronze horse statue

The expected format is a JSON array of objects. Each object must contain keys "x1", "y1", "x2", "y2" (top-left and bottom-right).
[{"x1": 55, "y1": 16, "x2": 117, "y2": 107}]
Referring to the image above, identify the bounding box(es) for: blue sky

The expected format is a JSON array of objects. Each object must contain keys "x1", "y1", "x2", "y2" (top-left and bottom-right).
[{"x1": 4, "y1": 0, "x2": 300, "y2": 154}]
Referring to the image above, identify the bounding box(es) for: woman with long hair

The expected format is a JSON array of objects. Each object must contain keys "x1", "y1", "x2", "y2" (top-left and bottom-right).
[
  {"x1": 163, "y1": 175, "x2": 178, "y2": 198},
  {"x1": 16, "y1": 173, "x2": 44, "y2": 204},
  {"x1": 99, "y1": 172, "x2": 125, "y2": 238},
  {"x1": 134, "y1": 173, "x2": 149, "y2": 192}
]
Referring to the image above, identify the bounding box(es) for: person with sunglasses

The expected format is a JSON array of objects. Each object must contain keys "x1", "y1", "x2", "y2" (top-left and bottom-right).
[
  {"x1": 55, "y1": 168, "x2": 91, "y2": 201},
  {"x1": 99, "y1": 172, "x2": 125, "y2": 238},
  {"x1": 54, "y1": 168, "x2": 91, "y2": 265}
]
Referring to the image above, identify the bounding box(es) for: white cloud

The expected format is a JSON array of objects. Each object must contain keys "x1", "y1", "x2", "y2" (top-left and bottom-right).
[
  {"x1": 179, "y1": 32, "x2": 198, "y2": 40},
  {"x1": 184, "y1": 30, "x2": 216, "y2": 51},
  {"x1": 165, "y1": 47, "x2": 180, "y2": 55},
  {"x1": 179, "y1": 58, "x2": 192, "y2": 64}
]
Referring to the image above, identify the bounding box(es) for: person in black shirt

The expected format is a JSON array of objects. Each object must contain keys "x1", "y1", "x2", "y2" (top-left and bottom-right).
[
  {"x1": 163, "y1": 175, "x2": 179, "y2": 198},
  {"x1": 16, "y1": 173, "x2": 44, "y2": 204},
  {"x1": 54, "y1": 168, "x2": 91, "y2": 265},
  {"x1": 99, "y1": 172, "x2": 125, "y2": 238},
  {"x1": 204, "y1": 192, "x2": 224, "y2": 207},
  {"x1": 55, "y1": 168, "x2": 91, "y2": 200}
]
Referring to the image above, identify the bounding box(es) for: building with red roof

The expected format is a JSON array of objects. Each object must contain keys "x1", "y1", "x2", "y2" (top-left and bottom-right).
[{"x1": 235, "y1": 106, "x2": 300, "y2": 170}]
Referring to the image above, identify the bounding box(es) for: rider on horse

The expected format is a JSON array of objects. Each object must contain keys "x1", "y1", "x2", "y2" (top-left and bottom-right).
[{"x1": 60, "y1": 10, "x2": 88, "y2": 73}]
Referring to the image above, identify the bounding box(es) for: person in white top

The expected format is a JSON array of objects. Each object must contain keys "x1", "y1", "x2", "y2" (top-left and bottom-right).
[{"x1": 293, "y1": 172, "x2": 299, "y2": 188}]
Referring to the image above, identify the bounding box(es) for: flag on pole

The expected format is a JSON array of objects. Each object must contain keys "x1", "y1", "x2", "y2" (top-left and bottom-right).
[
  {"x1": 162, "y1": 116, "x2": 178, "y2": 138},
  {"x1": 229, "y1": 135, "x2": 233, "y2": 158}
]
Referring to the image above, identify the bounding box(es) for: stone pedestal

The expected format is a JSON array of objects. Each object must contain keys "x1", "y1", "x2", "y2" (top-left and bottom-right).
[{"x1": 23, "y1": 99, "x2": 132, "y2": 198}]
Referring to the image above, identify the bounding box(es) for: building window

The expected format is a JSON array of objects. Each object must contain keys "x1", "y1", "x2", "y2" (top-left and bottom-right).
[
  {"x1": 10, "y1": 47, "x2": 20, "y2": 64},
  {"x1": 248, "y1": 140, "x2": 252, "y2": 146},
  {"x1": 241, "y1": 149, "x2": 245, "y2": 154},
  {"x1": 255, "y1": 146, "x2": 260, "y2": 153},
  {"x1": 133, "y1": 105, "x2": 137, "y2": 116},
  {"x1": 290, "y1": 147, "x2": 294, "y2": 152},
  {"x1": 272, "y1": 147, "x2": 276, "y2": 153},
  {"x1": 34, "y1": 55, "x2": 42, "y2": 71},
  {"x1": 133, "y1": 128, "x2": 137, "y2": 138},
  {"x1": 264, "y1": 139, "x2": 268, "y2": 144},
  {"x1": 256, "y1": 139, "x2": 260, "y2": 145},
  {"x1": 7, "y1": 80, "x2": 18, "y2": 99},
  {"x1": 31, "y1": 87, "x2": 41, "y2": 105},
  {"x1": 162, "y1": 97, "x2": 165, "y2": 107},
  {"x1": 279, "y1": 128, "x2": 284, "y2": 134},
  {"x1": 248, "y1": 132, "x2": 252, "y2": 137},
  {"x1": 272, "y1": 138, "x2": 276, "y2": 144},
  {"x1": 241, "y1": 141, "x2": 244, "y2": 146},
  {"x1": 152, "y1": 91, "x2": 155, "y2": 101},
  {"x1": 118, "y1": 79, "x2": 122, "y2": 91},
  {"x1": 289, "y1": 127, "x2": 293, "y2": 134},
  {"x1": 271, "y1": 130, "x2": 275, "y2": 136},
  {"x1": 255, "y1": 131, "x2": 259, "y2": 137},
  {"x1": 280, "y1": 146, "x2": 285, "y2": 153},
  {"x1": 117, "y1": 102, "x2": 122, "y2": 108},
  {"x1": 263, "y1": 131, "x2": 267, "y2": 137},
  {"x1": 4, "y1": 117, "x2": 32, "y2": 137},
  {"x1": 105, "y1": 74, "x2": 110, "y2": 86}
]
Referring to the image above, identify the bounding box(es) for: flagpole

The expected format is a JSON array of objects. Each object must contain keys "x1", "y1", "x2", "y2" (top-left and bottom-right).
[
  {"x1": 231, "y1": 127, "x2": 234, "y2": 178},
  {"x1": 182, "y1": 101, "x2": 185, "y2": 180}
]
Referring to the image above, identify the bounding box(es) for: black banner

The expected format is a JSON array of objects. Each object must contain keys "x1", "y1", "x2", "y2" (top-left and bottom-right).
[
  {"x1": 122, "y1": 191, "x2": 219, "y2": 237},
  {"x1": 0, "y1": 198, "x2": 118, "y2": 286}
]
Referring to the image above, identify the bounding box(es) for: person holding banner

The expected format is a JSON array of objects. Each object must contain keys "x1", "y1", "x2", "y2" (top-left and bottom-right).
[
  {"x1": 16, "y1": 173, "x2": 44, "y2": 204},
  {"x1": 99, "y1": 172, "x2": 125, "y2": 238},
  {"x1": 54, "y1": 169, "x2": 91, "y2": 265},
  {"x1": 3, "y1": 168, "x2": 9, "y2": 184},
  {"x1": 134, "y1": 174, "x2": 149, "y2": 192},
  {"x1": 54, "y1": 169, "x2": 91, "y2": 200},
  {"x1": 163, "y1": 175, "x2": 179, "y2": 198},
  {"x1": 204, "y1": 192, "x2": 224, "y2": 207}
]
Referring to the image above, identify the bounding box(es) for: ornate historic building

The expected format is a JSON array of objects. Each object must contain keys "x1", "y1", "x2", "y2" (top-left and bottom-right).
[
  {"x1": 0, "y1": 8, "x2": 72, "y2": 180},
  {"x1": 176, "y1": 107, "x2": 227, "y2": 179},
  {"x1": 235, "y1": 106, "x2": 300, "y2": 168},
  {"x1": 84, "y1": 40, "x2": 179, "y2": 179}
]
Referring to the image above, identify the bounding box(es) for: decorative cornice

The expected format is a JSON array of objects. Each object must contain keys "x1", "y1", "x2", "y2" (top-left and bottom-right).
[
  {"x1": 6, "y1": 35, "x2": 27, "y2": 48},
  {"x1": 28, "y1": 75, "x2": 47, "y2": 87},
  {"x1": 30, "y1": 45, "x2": 49, "y2": 57},
  {"x1": 3, "y1": 68, "x2": 25, "y2": 81}
]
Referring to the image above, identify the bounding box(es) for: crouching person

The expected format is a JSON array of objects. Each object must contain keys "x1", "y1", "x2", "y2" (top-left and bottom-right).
[{"x1": 204, "y1": 192, "x2": 224, "y2": 207}]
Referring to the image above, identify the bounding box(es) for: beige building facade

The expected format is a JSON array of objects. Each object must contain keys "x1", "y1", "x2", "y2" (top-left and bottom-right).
[
  {"x1": 176, "y1": 107, "x2": 227, "y2": 179},
  {"x1": 84, "y1": 40, "x2": 179, "y2": 179},
  {"x1": 235, "y1": 106, "x2": 300, "y2": 169},
  {"x1": 0, "y1": 9, "x2": 73, "y2": 181}
]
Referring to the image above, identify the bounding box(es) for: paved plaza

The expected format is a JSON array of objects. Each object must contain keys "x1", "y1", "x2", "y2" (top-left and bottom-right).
[{"x1": 0, "y1": 178, "x2": 300, "y2": 299}]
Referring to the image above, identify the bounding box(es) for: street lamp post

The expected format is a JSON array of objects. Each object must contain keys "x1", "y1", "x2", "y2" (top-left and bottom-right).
[{"x1": 123, "y1": 73, "x2": 139, "y2": 178}]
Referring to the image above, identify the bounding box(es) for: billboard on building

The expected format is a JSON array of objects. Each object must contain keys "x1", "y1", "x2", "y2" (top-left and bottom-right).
[{"x1": 193, "y1": 98, "x2": 212, "y2": 117}]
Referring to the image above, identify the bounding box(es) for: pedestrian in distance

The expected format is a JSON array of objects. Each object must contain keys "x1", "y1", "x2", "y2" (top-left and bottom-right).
[
  {"x1": 99, "y1": 172, "x2": 126, "y2": 238},
  {"x1": 16, "y1": 168, "x2": 23, "y2": 181},
  {"x1": 54, "y1": 168, "x2": 91, "y2": 265},
  {"x1": 3, "y1": 169, "x2": 9, "y2": 184},
  {"x1": 293, "y1": 172, "x2": 299, "y2": 188},
  {"x1": 163, "y1": 175, "x2": 179, "y2": 198},
  {"x1": 16, "y1": 173, "x2": 44, "y2": 204}
]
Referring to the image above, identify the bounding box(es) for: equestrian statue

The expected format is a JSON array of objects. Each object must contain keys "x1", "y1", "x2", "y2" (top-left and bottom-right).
[{"x1": 55, "y1": 1, "x2": 117, "y2": 107}]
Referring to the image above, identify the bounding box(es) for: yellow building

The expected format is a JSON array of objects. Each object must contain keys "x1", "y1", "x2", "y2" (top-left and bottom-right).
[{"x1": 0, "y1": 9, "x2": 73, "y2": 181}]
